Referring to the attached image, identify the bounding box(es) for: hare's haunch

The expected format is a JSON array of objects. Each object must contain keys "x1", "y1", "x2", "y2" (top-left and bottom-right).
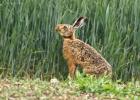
[{"x1": 55, "y1": 17, "x2": 112, "y2": 78}]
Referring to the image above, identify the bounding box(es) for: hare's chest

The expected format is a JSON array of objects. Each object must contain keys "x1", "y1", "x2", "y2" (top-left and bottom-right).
[
  {"x1": 63, "y1": 45, "x2": 75, "y2": 59},
  {"x1": 63, "y1": 43, "x2": 79, "y2": 61}
]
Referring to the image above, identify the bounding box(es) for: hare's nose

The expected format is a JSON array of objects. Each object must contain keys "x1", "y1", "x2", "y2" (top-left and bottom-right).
[{"x1": 55, "y1": 26, "x2": 60, "y2": 32}]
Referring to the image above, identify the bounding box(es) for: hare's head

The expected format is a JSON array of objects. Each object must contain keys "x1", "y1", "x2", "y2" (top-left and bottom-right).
[{"x1": 55, "y1": 17, "x2": 87, "y2": 39}]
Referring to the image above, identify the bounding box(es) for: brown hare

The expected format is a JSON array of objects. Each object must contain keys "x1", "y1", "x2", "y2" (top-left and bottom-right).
[{"x1": 55, "y1": 17, "x2": 112, "y2": 78}]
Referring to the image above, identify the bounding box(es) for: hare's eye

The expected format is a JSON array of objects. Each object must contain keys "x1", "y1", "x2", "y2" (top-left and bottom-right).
[{"x1": 63, "y1": 26, "x2": 68, "y2": 30}]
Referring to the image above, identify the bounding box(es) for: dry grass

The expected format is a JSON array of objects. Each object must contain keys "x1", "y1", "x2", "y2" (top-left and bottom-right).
[{"x1": 0, "y1": 76, "x2": 140, "y2": 100}]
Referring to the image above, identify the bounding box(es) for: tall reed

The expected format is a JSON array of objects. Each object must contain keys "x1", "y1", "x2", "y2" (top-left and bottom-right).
[{"x1": 0, "y1": 0, "x2": 140, "y2": 81}]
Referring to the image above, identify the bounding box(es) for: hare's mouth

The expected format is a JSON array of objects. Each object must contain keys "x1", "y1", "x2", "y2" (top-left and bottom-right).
[
  {"x1": 55, "y1": 26, "x2": 60, "y2": 32},
  {"x1": 55, "y1": 28, "x2": 59, "y2": 32}
]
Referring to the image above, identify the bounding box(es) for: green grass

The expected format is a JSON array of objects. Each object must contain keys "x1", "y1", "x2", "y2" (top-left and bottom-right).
[
  {"x1": 0, "y1": 0, "x2": 140, "y2": 81},
  {"x1": 0, "y1": 76, "x2": 140, "y2": 100}
]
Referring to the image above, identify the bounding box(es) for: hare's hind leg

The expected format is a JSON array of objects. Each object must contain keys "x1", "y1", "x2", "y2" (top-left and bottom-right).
[
  {"x1": 67, "y1": 61, "x2": 76, "y2": 79},
  {"x1": 83, "y1": 66, "x2": 99, "y2": 75},
  {"x1": 83, "y1": 67, "x2": 94, "y2": 75},
  {"x1": 83, "y1": 66, "x2": 112, "y2": 77}
]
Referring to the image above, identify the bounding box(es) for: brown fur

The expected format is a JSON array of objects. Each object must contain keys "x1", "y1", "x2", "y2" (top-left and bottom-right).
[{"x1": 55, "y1": 17, "x2": 112, "y2": 78}]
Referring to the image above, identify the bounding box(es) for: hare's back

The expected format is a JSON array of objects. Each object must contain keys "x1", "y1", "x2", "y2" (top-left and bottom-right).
[
  {"x1": 63, "y1": 39, "x2": 112, "y2": 75},
  {"x1": 65, "y1": 39, "x2": 111, "y2": 67}
]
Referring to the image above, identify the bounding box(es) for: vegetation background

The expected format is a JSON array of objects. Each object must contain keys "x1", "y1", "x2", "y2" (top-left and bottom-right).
[{"x1": 0, "y1": 0, "x2": 140, "y2": 81}]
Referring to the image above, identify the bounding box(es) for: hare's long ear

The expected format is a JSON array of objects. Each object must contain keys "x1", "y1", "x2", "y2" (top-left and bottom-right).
[{"x1": 72, "y1": 17, "x2": 87, "y2": 29}]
